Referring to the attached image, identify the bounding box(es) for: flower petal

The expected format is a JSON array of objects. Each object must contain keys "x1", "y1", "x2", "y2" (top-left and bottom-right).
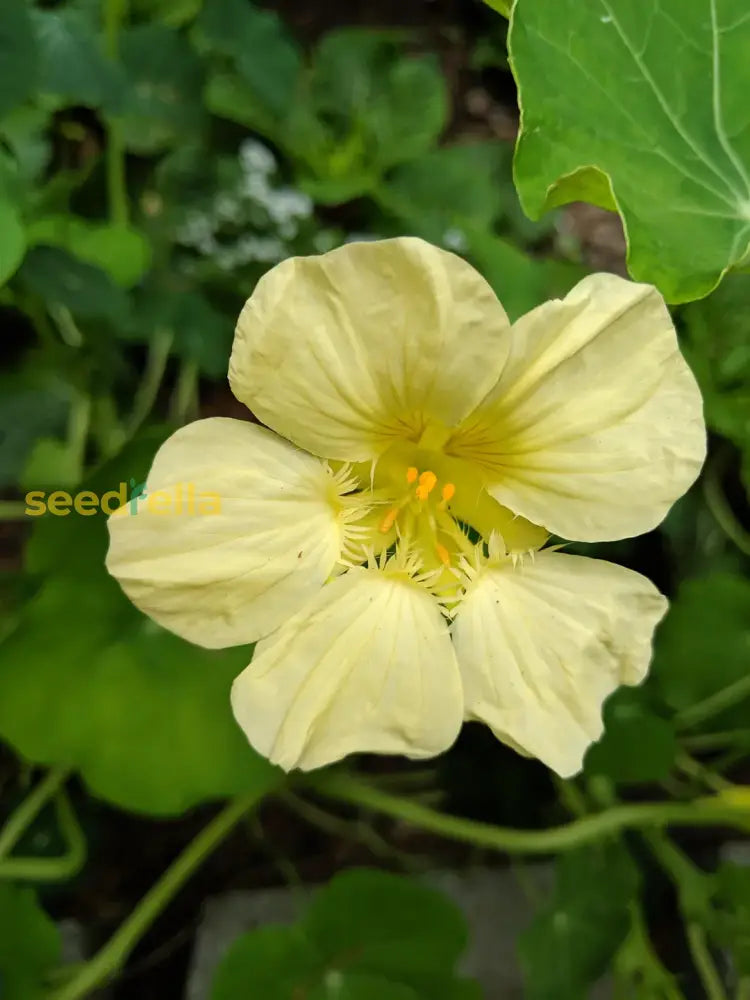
[
  {"x1": 230, "y1": 237, "x2": 511, "y2": 462},
  {"x1": 449, "y1": 274, "x2": 706, "y2": 541},
  {"x1": 231, "y1": 566, "x2": 463, "y2": 771},
  {"x1": 451, "y1": 550, "x2": 668, "y2": 777},
  {"x1": 106, "y1": 418, "x2": 343, "y2": 648}
]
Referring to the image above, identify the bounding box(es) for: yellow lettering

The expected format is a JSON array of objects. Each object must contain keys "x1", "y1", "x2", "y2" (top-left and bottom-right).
[
  {"x1": 101, "y1": 483, "x2": 128, "y2": 515},
  {"x1": 24, "y1": 491, "x2": 47, "y2": 516},
  {"x1": 198, "y1": 493, "x2": 222, "y2": 516},
  {"x1": 147, "y1": 490, "x2": 172, "y2": 515},
  {"x1": 74, "y1": 491, "x2": 99, "y2": 516},
  {"x1": 48, "y1": 490, "x2": 72, "y2": 516}
]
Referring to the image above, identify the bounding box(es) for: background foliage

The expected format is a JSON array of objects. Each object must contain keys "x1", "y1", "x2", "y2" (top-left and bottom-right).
[{"x1": 0, "y1": 1, "x2": 749, "y2": 999}]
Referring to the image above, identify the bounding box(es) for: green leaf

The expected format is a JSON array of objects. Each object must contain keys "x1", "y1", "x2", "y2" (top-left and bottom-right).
[
  {"x1": 118, "y1": 24, "x2": 205, "y2": 153},
  {"x1": 31, "y1": 8, "x2": 124, "y2": 109},
  {"x1": 465, "y1": 230, "x2": 548, "y2": 322},
  {"x1": 126, "y1": 287, "x2": 232, "y2": 378},
  {"x1": 584, "y1": 688, "x2": 678, "y2": 784},
  {"x1": 312, "y1": 31, "x2": 447, "y2": 170},
  {"x1": 520, "y1": 842, "x2": 639, "y2": 1000},
  {"x1": 303, "y1": 869, "x2": 468, "y2": 989},
  {"x1": 681, "y1": 272, "x2": 750, "y2": 450},
  {"x1": 17, "y1": 246, "x2": 131, "y2": 323},
  {"x1": 0, "y1": 0, "x2": 38, "y2": 119},
  {"x1": 0, "y1": 106, "x2": 52, "y2": 184},
  {"x1": 712, "y1": 862, "x2": 750, "y2": 975},
  {"x1": 211, "y1": 870, "x2": 477, "y2": 1000},
  {"x1": 509, "y1": 1, "x2": 750, "y2": 302},
  {"x1": 651, "y1": 574, "x2": 750, "y2": 729},
  {"x1": 195, "y1": 0, "x2": 301, "y2": 119},
  {"x1": 376, "y1": 143, "x2": 510, "y2": 241},
  {"x1": 307, "y1": 975, "x2": 419, "y2": 1000},
  {"x1": 211, "y1": 926, "x2": 323, "y2": 1000},
  {"x1": 0, "y1": 885, "x2": 60, "y2": 1000},
  {"x1": 27, "y1": 217, "x2": 152, "y2": 288},
  {"x1": 0, "y1": 432, "x2": 278, "y2": 815},
  {"x1": 0, "y1": 363, "x2": 72, "y2": 488},
  {"x1": 21, "y1": 437, "x2": 82, "y2": 489},
  {"x1": 483, "y1": 0, "x2": 511, "y2": 16},
  {"x1": 132, "y1": 0, "x2": 203, "y2": 27},
  {"x1": 0, "y1": 199, "x2": 26, "y2": 286}
]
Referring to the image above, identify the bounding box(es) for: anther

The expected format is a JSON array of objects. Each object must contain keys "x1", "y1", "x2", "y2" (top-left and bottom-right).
[
  {"x1": 406, "y1": 466, "x2": 418, "y2": 484},
  {"x1": 441, "y1": 483, "x2": 455, "y2": 503},
  {"x1": 436, "y1": 543, "x2": 451, "y2": 566},
  {"x1": 415, "y1": 470, "x2": 437, "y2": 501},
  {"x1": 380, "y1": 507, "x2": 399, "y2": 533}
]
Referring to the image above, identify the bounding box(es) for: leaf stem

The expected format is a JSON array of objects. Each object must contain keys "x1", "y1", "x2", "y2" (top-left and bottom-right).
[
  {"x1": 104, "y1": 0, "x2": 129, "y2": 227},
  {"x1": 127, "y1": 327, "x2": 173, "y2": 436},
  {"x1": 703, "y1": 452, "x2": 750, "y2": 557},
  {"x1": 0, "y1": 790, "x2": 86, "y2": 883},
  {"x1": 686, "y1": 923, "x2": 728, "y2": 1000},
  {"x1": 0, "y1": 768, "x2": 70, "y2": 860},
  {"x1": 169, "y1": 358, "x2": 199, "y2": 425},
  {"x1": 47, "y1": 789, "x2": 265, "y2": 1000},
  {"x1": 305, "y1": 771, "x2": 750, "y2": 853},
  {"x1": 676, "y1": 674, "x2": 750, "y2": 731}
]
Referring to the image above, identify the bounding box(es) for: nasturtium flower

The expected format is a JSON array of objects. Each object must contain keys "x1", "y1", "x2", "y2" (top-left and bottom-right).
[{"x1": 106, "y1": 237, "x2": 706, "y2": 777}]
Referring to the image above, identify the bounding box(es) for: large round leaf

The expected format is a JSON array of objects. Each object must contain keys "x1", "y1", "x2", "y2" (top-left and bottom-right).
[{"x1": 510, "y1": 0, "x2": 750, "y2": 302}]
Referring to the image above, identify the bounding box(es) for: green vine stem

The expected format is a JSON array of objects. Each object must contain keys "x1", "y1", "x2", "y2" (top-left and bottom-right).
[
  {"x1": 686, "y1": 924, "x2": 728, "y2": 1000},
  {"x1": 104, "y1": 0, "x2": 129, "y2": 227},
  {"x1": 0, "y1": 768, "x2": 70, "y2": 860},
  {"x1": 0, "y1": 790, "x2": 86, "y2": 883},
  {"x1": 306, "y1": 770, "x2": 750, "y2": 854},
  {"x1": 703, "y1": 450, "x2": 750, "y2": 558},
  {"x1": 48, "y1": 788, "x2": 266, "y2": 1000},
  {"x1": 676, "y1": 673, "x2": 750, "y2": 731},
  {"x1": 646, "y1": 831, "x2": 727, "y2": 1000},
  {"x1": 169, "y1": 358, "x2": 199, "y2": 425},
  {"x1": 127, "y1": 327, "x2": 174, "y2": 437}
]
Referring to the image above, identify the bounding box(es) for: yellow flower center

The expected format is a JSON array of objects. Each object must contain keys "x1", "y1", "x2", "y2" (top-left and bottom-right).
[{"x1": 377, "y1": 464, "x2": 470, "y2": 569}]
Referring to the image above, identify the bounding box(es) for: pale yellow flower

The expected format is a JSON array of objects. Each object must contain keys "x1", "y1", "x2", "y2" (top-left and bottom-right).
[{"x1": 106, "y1": 237, "x2": 705, "y2": 777}]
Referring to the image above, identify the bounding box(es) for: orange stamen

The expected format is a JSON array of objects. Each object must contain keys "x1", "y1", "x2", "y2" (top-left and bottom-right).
[
  {"x1": 441, "y1": 482, "x2": 455, "y2": 503},
  {"x1": 436, "y1": 543, "x2": 451, "y2": 566},
  {"x1": 380, "y1": 507, "x2": 399, "y2": 533},
  {"x1": 406, "y1": 466, "x2": 418, "y2": 484},
  {"x1": 415, "y1": 470, "x2": 437, "y2": 501}
]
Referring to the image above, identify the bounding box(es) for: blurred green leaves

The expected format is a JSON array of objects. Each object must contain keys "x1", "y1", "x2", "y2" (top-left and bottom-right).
[
  {"x1": 584, "y1": 688, "x2": 678, "y2": 785},
  {"x1": 211, "y1": 869, "x2": 480, "y2": 1000},
  {"x1": 520, "y1": 842, "x2": 639, "y2": 1000},
  {"x1": 0, "y1": 432, "x2": 278, "y2": 815},
  {"x1": 205, "y1": 21, "x2": 447, "y2": 203},
  {"x1": 509, "y1": 0, "x2": 750, "y2": 302},
  {"x1": 0, "y1": 199, "x2": 26, "y2": 285},
  {"x1": 0, "y1": 0, "x2": 38, "y2": 120},
  {"x1": 0, "y1": 884, "x2": 60, "y2": 1000},
  {"x1": 27, "y1": 217, "x2": 151, "y2": 287},
  {"x1": 651, "y1": 573, "x2": 750, "y2": 732},
  {"x1": 119, "y1": 24, "x2": 205, "y2": 153},
  {"x1": 682, "y1": 272, "x2": 750, "y2": 457},
  {"x1": 32, "y1": 7, "x2": 124, "y2": 109}
]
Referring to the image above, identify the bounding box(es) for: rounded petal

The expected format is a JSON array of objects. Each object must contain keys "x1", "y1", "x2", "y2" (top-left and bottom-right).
[
  {"x1": 229, "y1": 237, "x2": 511, "y2": 462},
  {"x1": 449, "y1": 274, "x2": 706, "y2": 541},
  {"x1": 452, "y1": 551, "x2": 668, "y2": 777},
  {"x1": 231, "y1": 567, "x2": 463, "y2": 771},
  {"x1": 106, "y1": 418, "x2": 343, "y2": 649}
]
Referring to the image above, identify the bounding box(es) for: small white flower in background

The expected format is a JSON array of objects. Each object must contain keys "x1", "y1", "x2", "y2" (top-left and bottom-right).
[
  {"x1": 107, "y1": 238, "x2": 706, "y2": 777},
  {"x1": 239, "y1": 138, "x2": 277, "y2": 176}
]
